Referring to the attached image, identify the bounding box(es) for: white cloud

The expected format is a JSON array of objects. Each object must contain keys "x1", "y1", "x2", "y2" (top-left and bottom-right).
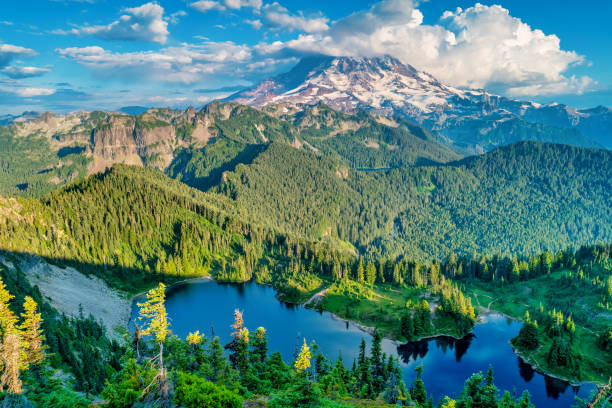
[
  {"x1": 57, "y1": 42, "x2": 257, "y2": 84},
  {"x1": 0, "y1": 43, "x2": 37, "y2": 68},
  {"x1": 190, "y1": 0, "x2": 262, "y2": 13},
  {"x1": 262, "y1": 3, "x2": 329, "y2": 34},
  {"x1": 168, "y1": 10, "x2": 187, "y2": 24},
  {"x1": 14, "y1": 88, "x2": 56, "y2": 97},
  {"x1": 264, "y1": 0, "x2": 591, "y2": 96},
  {"x1": 76, "y1": 2, "x2": 169, "y2": 44},
  {"x1": 191, "y1": 1, "x2": 223, "y2": 12},
  {"x1": 246, "y1": 19, "x2": 263, "y2": 30},
  {"x1": 1, "y1": 66, "x2": 51, "y2": 79}
]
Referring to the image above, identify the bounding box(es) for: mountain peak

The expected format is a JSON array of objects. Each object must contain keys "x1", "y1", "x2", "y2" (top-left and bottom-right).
[{"x1": 229, "y1": 54, "x2": 458, "y2": 113}]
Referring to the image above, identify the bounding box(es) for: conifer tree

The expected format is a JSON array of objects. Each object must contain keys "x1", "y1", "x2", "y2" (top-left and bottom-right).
[
  {"x1": 294, "y1": 339, "x2": 311, "y2": 372},
  {"x1": 251, "y1": 327, "x2": 268, "y2": 364},
  {"x1": 365, "y1": 262, "x2": 377, "y2": 285},
  {"x1": 410, "y1": 365, "x2": 427, "y2": 405},
  {"x1": 208, "y1": 337, "x2": 226, "y2": 381},
  {"x1": 137, "y1": 282, "x2": 171, "y2": 408},
  {"x1": 0, "y1": 278, "x2": 25, "y2": 396},
  {"x1": 0, "y1": 331, "x2": 25, "y2": 395},
  {"x1": 226, "y1": 310, "x2": 250, "y2": 373},
  {"x1": 0, "y1": 278, "x2": 17, "y2": 338},
  {"x1": 19, "y1": 296, "x2": 45, "y2": 367},
  {"x1": 356, "y1": 260, "x2": 365, "y2": 284},
  {"x1": 371, "y1": 330, "x2": 384, "y2": 394}
]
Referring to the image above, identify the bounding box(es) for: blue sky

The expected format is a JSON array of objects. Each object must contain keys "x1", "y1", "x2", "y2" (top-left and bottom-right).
[{"x1": 0, "y1": 0, "x2": 610, "y2": 114}]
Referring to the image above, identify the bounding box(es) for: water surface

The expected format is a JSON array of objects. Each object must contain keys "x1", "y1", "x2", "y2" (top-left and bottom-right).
[{"x1": 131, "y1": 280, "x2": 596, "y2": 407}]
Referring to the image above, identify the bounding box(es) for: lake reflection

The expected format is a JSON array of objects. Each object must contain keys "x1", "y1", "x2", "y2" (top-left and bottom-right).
[
  {"x1": 132, "y1": 280, "x2": 596, "y2": 407},
  {"x1": 398, "y1": 334, "x2": 475, "y2": 363}
]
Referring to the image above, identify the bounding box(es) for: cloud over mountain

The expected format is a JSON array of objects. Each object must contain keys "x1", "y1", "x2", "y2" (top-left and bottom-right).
[{"x1": 264, "y1": 0, "x2": 592, "y2": 96}]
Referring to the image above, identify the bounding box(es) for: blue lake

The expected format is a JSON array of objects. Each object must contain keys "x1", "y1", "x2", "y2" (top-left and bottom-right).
[{"x1": 131, "y1": 279, "x2": 596, "y2": 407}]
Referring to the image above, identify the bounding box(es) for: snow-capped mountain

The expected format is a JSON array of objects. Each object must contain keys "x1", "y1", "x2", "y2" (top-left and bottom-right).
[{"x1": 229, "y1": 55, "x2": 612, "y2": 152}]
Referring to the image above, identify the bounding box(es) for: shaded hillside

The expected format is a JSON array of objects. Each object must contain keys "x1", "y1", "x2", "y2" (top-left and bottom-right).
[{"x1": 0, "y1": 165, "x2": 353, "y2": 292}]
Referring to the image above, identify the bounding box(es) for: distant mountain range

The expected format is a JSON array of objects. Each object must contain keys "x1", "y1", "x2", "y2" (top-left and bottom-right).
[
  {"x1": 0, "y1": 59, "x2": 610, "y2": 260},
  {"x1": 229, "y1": 55, "x2": 612, "y2": 152}
]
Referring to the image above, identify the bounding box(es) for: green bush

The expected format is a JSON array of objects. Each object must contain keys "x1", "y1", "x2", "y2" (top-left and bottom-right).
[{"x1": 174, "y1": 371, "x2": 242, "y2": 408}]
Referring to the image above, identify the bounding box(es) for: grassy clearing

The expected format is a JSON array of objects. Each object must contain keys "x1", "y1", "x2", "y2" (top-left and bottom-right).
[
  {"x1": 314, "y1": 280, "x2": 470, "y2": 341},
  {"x1": 464, "y1": 270, "x2": 612, "y2": 384}
]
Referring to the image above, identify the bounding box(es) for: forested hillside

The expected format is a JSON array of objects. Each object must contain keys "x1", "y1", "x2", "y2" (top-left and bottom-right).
[
  {"x1": 0, "y1": 102, "x2": 457, "y2": 197},
  {"x1": 219, "y1": 141, "x2": 612, "y2": 260},
  {"x1": 0, "y1": 164, "x2": 360, "y2": 294},
  {"x1": 0, "y1": 154, "x2": 610, "y2": 405}
]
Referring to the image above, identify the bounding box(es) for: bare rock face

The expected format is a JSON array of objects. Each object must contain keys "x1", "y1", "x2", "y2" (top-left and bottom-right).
[
  {"x1": 5, "y1": 105, "x2": 233, "y2": 179},
  {"x1": 91, "y1": 116, "x2": 139, "y2": 163}
]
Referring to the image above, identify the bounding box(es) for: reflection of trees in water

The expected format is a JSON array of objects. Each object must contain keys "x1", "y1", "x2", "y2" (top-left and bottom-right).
[
  {"x1": 397, "y1": 339, "x2": 429, "y2": 362},
  {"x1": 544, "y1": 375, "x2": 570, "y2": 399},
  {"x1": 397, "y1": 334, "x2": 474, "y2": 363},
  {"x1": 453, "y1": 334, "x2": 474, "y2": 362},
  {"x1": 517, "y1": 357, "x2": 535, "y2": 383},
  {"x1": 281, "y1": 301, "x2": 297, "y2": 310}
]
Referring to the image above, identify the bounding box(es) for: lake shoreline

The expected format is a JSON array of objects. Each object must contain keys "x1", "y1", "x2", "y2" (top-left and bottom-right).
[
  {"x1": 478, "y1": 308, "x2": 604, "y2": 387},
  {"x1": 128, "y1": 277, "x2": 604, "y2": 389},
  {"x1": 129, "y1": 275, "x2": 213, "y2": 312}
]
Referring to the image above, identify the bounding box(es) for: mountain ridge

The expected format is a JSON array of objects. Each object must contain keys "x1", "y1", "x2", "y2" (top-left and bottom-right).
[
  {"x1": 0, "y1": 101, "x2": 457, "y2": 197},
  {"x1": 229, "y1": 55, "x2": 612, "y2": 152}
]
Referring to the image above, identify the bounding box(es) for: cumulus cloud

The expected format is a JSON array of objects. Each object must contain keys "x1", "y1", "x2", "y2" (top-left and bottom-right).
[
  {"x1": 56, "y1": 42, "x2": 277, "y2": 84},
  {"x1": 75, "y1": 2, "x2": 169, "y2": 44},
  {"x1": 261, "y1": 3, "x2": 329, "y2": 34},
  {"x1": 1, "y1": 66, "x2": 51, "y2": 79},
  {"x1": 190, "y1": 0, "x2": 262, "y2": 13},
  {"x1": 263, "y1": 0, "x2": 591, "y2": 96},
  {"x1": 0, "y1": 43, "x2": 37, "y2": 68}
]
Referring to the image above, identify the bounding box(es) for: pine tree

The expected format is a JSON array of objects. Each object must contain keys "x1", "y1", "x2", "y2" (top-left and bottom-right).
[
  {"x1": 138, "y1": 283, "x2": 170, "y2": 343},
  {"x1": 208, "y1": 337, "x2": 226, "y2": 381},
  {"x1": 251, "y1": 327, "x2": 268, "y2": 365},
  {"x1": 401, "y1": 313, "x2": 414, "y2": 339},
  {"x1": 410, "y1": 365, "x2": 427, "y2": 405},
  {"x1": 356, "y1": 260, "x2": 365, "y2": 284},
  {"x1": 365, "y1": 262, "x2": 377, "y2": 285},
  {"x1": 294, "y1": 339, "x2": 311, "y2": 372},
  {"x1": 0, "y1": 278, "x2": 17, "y2": 338},
  {"x1": 392, "y1": 264, "x2": 401, "y2": 285},
  {"x1": 371, "y1": 330, "x2": 384, "y2": 394},
  {"x1": 19, "y1": 296, "x2": 45, "y2": 367},
  {"x1": 378, "y1": 261, "x2": 385, "y2": 283},
  {"x1": 137, "y1": 282, "x2": 171, "y2": 408},
  {"x1": 0, "y1": 279, "x2": 25, "y2": 396},
  {"x1": 226, "y1": 310, "x2": 250, "y2": 373},
  {"x1": 0, "y1": 331, "x2": 25, "y2": 395}
]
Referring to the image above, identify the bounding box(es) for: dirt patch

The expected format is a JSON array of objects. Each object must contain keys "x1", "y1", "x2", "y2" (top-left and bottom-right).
[
  {"x1": 15, "y1": 255, "x2": 130, "y2": 341},
  {"x1": 364, "y1": 139, "x2": 380, "y2": 149},
  {"x1": 304, "y1": 288, "x2": 329, "y2": 307}
]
